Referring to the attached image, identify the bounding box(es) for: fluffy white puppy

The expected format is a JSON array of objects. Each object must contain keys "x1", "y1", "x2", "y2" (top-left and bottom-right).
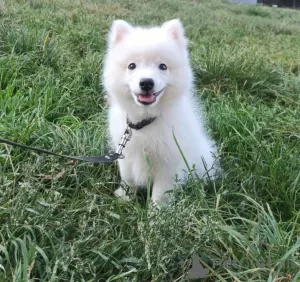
[{"x1": 103, "y1": 19, "x2": 218, "y2": 205}]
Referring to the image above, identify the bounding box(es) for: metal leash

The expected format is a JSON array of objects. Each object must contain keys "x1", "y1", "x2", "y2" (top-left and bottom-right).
[{"x1": 114, "y1": 126, "x2": 132, "y2": 159}]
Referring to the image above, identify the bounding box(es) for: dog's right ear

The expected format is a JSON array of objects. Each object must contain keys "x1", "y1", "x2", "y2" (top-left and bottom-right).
[{"x1": 109, "y1": 20, "x2": 132, "y2": 47}]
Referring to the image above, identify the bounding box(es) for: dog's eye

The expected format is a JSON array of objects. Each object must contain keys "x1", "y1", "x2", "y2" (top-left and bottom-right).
[
  {"x1": 128, "y1": 63, "x2": 136, "y2": 70},
  {"x1": 159, "y1": 63, "x2": 167, "y2": 70}
]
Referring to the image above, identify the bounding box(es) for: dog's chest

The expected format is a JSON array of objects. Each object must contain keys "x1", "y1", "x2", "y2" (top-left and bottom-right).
[
  {"x1": 127, "y1": 132, "x2": 166, "y2": 158},
  {"x1": 123, "y1": 125, "x2": 177, "y2": 167}
]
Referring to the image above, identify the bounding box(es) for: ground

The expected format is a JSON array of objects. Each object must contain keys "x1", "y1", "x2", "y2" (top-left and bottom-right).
[{"x1": 0, "y1": 0, "x2": 300, "y2": 281}]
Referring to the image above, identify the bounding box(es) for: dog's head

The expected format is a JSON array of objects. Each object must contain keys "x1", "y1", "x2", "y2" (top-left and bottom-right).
[{"x1": 103, "y1": 19, "x2": 192, "y2": 108}]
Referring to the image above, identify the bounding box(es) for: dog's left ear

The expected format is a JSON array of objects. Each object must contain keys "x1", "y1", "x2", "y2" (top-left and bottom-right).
[
  {"x1": 162, "y1": 19, "x2": 187, "y2": 48},
  {"x1": 109, "y1": 20, "x2": 133, "y2": 47}
]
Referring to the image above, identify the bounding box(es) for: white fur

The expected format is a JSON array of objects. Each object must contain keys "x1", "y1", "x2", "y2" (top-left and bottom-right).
[{"x1": 102, "y1": 19, "x2": 218, "y2": 205}]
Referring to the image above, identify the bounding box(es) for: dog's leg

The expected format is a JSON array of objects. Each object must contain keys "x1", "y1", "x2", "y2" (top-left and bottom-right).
[
  {"x1": 151, "y1": 172, "x2": 175, "y2": 206},
  {"x1": 114, "y1": 160, "x2": 135, "y2": 201}
]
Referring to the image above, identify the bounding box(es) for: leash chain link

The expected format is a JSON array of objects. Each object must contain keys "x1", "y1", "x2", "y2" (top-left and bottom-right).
[{"x1": 112, "y1": 126, "x2": 132, "y2": 159}]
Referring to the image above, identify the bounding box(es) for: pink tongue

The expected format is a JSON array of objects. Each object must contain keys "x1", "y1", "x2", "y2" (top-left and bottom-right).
[{"x1": 138, "y1": 94, "x2": 155, "y2": 103}]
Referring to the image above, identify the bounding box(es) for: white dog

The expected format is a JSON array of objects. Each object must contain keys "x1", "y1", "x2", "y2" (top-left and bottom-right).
[{"x1": 102, "y1": 19, "x2": 218, "y2": 205}]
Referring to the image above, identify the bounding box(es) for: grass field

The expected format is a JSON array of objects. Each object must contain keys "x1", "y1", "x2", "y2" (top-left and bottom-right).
[{"x1": 0, "y1": 0, "x2": 300, "y2": 281}]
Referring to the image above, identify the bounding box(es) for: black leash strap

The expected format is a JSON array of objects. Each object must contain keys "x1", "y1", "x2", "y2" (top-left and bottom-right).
[
  {"x1": 0, "y1": 137, "x2": 120, "y2": 164},
  {"x1": 0, "y1": 115, "x2": 156, "y2": 164}
]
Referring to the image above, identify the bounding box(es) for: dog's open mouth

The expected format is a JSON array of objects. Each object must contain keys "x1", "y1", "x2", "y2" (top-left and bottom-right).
[{"x1": 137, "y1": 88, "x2": 165, "y2": 105}]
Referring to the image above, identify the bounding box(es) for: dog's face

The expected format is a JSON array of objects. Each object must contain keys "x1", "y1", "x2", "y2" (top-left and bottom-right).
[
  {"x1": 125, "y1": 57, "x2": 168, "y2": 106},
  {"x1": 103, "y1": 19, "x2": 192, "y2": 108}
]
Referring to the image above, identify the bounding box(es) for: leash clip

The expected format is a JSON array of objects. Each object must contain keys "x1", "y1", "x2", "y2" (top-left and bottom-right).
[{"x1": 115, "y1": 126, "x2": 132, "y2": 159}]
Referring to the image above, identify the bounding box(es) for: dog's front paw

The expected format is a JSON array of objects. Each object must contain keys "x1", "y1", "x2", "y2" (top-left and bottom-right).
[
  {"x1": 114, "y1": 187, "x2": 131, "y2": 201},
  {"x1": 151, "y1": 191, "x2": 174, "y2": 207}
]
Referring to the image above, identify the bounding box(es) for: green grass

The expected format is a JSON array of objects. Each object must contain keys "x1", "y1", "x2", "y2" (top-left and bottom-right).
[{"x1": 0, "y1": 0, "x2": 300, "y2": 281}]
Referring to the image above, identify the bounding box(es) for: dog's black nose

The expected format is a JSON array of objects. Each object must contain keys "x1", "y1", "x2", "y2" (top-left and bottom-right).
[{"x1": 140, "y1": 78, "x2": 154, "y2": 92}]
